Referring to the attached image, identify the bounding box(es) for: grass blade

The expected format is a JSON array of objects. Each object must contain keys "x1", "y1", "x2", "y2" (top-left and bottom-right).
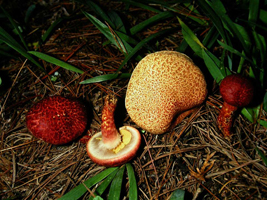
[
  {"x1": 178, "y1": 17, "x2": 206, "y2": 58},
  {"x1": 0, "y1": 26, "x2": 27, "y2": 52},
  {"x1": 0, "y1": 33, "x2": 43, "y2": 70},
  {"x1": 80, "y1": 28, "x2": 175, "y2": 84},
  {"x1": 130, "y1": 11, "x2": 174, "y2": 35},
  {"x1": 1, "y1": 6, "x2": 28, "y2": 50},
  {"x1": 24, "y1": 4, "x2": 36, "y2": 23},
  {"x1": 259, "y1": 9, "x2": 267, "y2": 25},
  {"x1": 202, "y1": 49, "x2": 225, "y2": 83},
  {"x1": 80, "y1": 73, "x2": 118, "y2": 84},
  {"x1": 116, "y1": 27, "x2": 176, "y2": 72},
  {"x1": 234, "y1": 23, "x2": 252, "y2": 47},
  {"x1": 108, "y1": 10, "x2": 127, "y2": 33},
  {"x1": 83, "y1": 11, "x2": 133, "y2": 54},
  {"x1": 241, "y1": 106, "x2": 260, "y2": 123},
  {"x1": 0, "y1": 48, "x2": 17, "y2": 58},
  {"x1": 118, "y1": 0, "x2": 162, "y2": 13},
  {"x1": 89, "y1": 168, "x2": 120, "y2": 200},
  {"x1": 82, "y1": 0, "x2": 115, "y2": 28},
  {"x1": 217, "y1": 40, "x2": 253, "y2": 63},
  {"x1": 126, "y1": 163, "x2": 138, "y2": 200},
  {"x1": 114, "y1": 31, "x2": 138, "y2": 45},
  {"x1": 252, "y1": 31, "x2": 266, "y2": 68},
  {"x1": 58, "y1": 167, "x2": 118, "y2": 200},
  {"x1": 209, "y1": 0, "x2": 250, "y2": 54},
  {"x1": 260, "y1": 120, "x2": 267, "y2": 128},
  {"x1": 170, "y1": 189, "x2": 185, "y2": 200},
  {"x1": 108, "y1": 165, "x2": 125, "y2": 200},
  {"x1": 42, "y1": 18, "x2": 64, "y2": 43},
  {"x1": 255, "y1": 147, "x2": 267, "y2": 166},
  {"x1": 28, "y1": 51, "x2": 84, "y2": 74},
  {"x1": 264, "y1": 92, "x2": 267, "y2": 112},
  {"x1": 197, "y1": 0, "x2": 230, "y2": 46},
  {"x1": 80, "y1": 73, "x2": 131, "y2": 84},
  {"x1": 248, "y1": 0, "x2": 259, "y2": 25},
  {"x1": 202, "y1": 26, "x2": 220, "y2": 49}
]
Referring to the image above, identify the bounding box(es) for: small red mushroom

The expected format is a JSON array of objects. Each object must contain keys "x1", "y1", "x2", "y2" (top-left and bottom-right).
[
  {"x1": 87, "y1": 95, "x2": 141, "y2": 167},
  {"x1": 217, "y1": 74, "x2": 254, "y2": 138},
  {"x1": 26, "y1": 96, "x2": 87, "y2": 145}
]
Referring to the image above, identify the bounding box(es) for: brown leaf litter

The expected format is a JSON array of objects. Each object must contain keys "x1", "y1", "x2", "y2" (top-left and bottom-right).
[{"x1": 1, "y1": 1, "x2": 267, "y2": 200}]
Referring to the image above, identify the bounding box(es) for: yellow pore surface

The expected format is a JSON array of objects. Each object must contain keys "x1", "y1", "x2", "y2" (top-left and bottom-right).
[{"x1": 113, "y1": 129, "x2": 132, "y2": 154}]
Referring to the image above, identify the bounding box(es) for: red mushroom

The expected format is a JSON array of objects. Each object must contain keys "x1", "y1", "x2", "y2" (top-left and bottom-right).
[
  {"x1": 87, "y1": 95, "x2": 141, "y2": 167},
  {"x1": 26, "y1": 96, "x2": 87, "y2": 145},
  {"x1": 217, "y1": 74, "x2": 254, "y2": 138}
]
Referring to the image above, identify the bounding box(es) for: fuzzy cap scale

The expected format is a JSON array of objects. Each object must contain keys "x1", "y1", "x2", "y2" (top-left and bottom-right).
[
  {"x1": 219, "y1": 74, "x2": 254, "y2": 107},
  {"x1": 26, "y1": 96, "x2": 87, "y2": 145}
]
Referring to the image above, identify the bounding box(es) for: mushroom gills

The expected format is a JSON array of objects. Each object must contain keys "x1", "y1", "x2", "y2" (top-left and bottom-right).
[
  {"x1": 88, "y1": 126, "x2": 140, "y2": 159},
  {"x1": 94, "y1": 128, "x2": 132, "y2": 153}
]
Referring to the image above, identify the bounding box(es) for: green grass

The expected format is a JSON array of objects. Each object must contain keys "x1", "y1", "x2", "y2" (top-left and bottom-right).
[{"x1": 58, "y1": 164, "x2": 138, "y2": 200}]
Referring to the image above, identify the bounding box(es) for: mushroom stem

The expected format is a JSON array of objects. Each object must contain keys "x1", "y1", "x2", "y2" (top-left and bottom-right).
[
  {"x1": 217, "y1": 101, "x2": 238, "y2": 138},
  {"x1": 101, "y1": 95, "x2": 121, "y2": 149}
]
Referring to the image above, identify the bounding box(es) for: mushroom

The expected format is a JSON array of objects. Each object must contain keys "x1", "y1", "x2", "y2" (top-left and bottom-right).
[
  {"x1": 26, "y1": 96, "x2": 87, "y2": 145},
  {"x1": 87, "y1": 95, "x2": 141, "y2": 167},
  {"x1": 125, "y1": 51, "x2": 207, "y2": 134},
  {"x1": 217, "y1": 74, "x2": 254, "y2": 138}
]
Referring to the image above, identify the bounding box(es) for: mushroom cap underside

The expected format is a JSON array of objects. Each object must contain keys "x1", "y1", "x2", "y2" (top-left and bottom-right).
[
  {"x1": 87, "y1": 126, "x2": 141, "y2": 167},
  {"x1": 125, "y1": 51, "x2": 207, "y2": 134}
]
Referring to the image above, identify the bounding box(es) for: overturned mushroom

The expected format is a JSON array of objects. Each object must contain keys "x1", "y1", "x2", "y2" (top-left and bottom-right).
[
  {"x1": 125, "y1": 51, "x2": 207, "y2": 134},
  {"x1": 87, "y1": 95, "x2": 141, "y2": 167}
]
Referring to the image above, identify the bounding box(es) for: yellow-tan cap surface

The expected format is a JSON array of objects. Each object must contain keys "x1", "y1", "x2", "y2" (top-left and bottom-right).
[{"x1": 125, "y1": 51, "x2": 207, "y2": 134}]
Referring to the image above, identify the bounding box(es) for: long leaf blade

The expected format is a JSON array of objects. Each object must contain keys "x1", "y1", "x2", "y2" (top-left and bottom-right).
[
  {"x1": 89, "y1": 168, "x2": 120, "y2": 200},
  {"x1": 82, "y1": 11, "x2": 131, "y2": 54},
  {"x1": 58, "y1": 167, "x2": 118, "y2": 200},
  {"x1": 28, "y1": 51, "x2": 84, "y2": 74},
  {"x1": 1, "y1": 6, "x2": 28, "y2": 50},
  {"x1": 80, "y1": 28, "x2": 174, "y2": 84},
  {"x1": 178, "y1": 17, "x2": 205, "y2": 58},
  {"x1": 130, "y1": 11, "x2": 173, "y2": 35},
  {"x1": 202, "y1": 49, "x2": 225, "y2": 83},
  {"x1": 108, "y1": 165, "x2": 125, "y2": 200},
  {"x1": 0, "y1": 34, "x2": 43, "y2": 70},
  {"x1": 255, "y1": 147, "x2": 267, "y2": 166},
  {"x1": 126, "y1": 163, "x2": 138, "y2": 200}
]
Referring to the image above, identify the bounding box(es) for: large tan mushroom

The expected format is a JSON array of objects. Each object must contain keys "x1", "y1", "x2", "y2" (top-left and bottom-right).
[{"x1": 125, "y1": 51, "x2": 207, "y2": 134}]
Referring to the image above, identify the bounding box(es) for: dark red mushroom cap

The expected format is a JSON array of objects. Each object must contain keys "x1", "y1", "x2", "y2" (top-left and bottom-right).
[
  {"x1": 219, "y1": 74, "x2": 254, "y2": 107},
  {"x1": 26, "y1": 96, "x2": 87, "y2": 145}
]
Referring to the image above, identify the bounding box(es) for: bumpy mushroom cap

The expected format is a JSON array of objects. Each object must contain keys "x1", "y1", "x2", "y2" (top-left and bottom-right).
[
  {"x1": 219, "y1": 74, "x2": 254, "y2": 108},
  {"x1": 125, "y1": 51, "x2": 207, "y2": 134},
  {"x1": 217, "y1": 74, "x2": 254, "y2": 138},
  {"x1": 26, "y1": 96, "x2": 87, "y2": 145}
]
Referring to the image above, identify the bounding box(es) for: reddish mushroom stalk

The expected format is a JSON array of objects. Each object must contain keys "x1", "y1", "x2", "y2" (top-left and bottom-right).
[
  {"x1": 101, "y1": 96, "x2": 121, "y2": 149},
  {"x1": 217, "y1": 74, "x2": 254, "y2": 138},
  {"x1": 87, "y1": 95, "x2": 141, "y2": 167},
  {"x1": 217, "y1": 102, "x2": 238, "y2": 137}
]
